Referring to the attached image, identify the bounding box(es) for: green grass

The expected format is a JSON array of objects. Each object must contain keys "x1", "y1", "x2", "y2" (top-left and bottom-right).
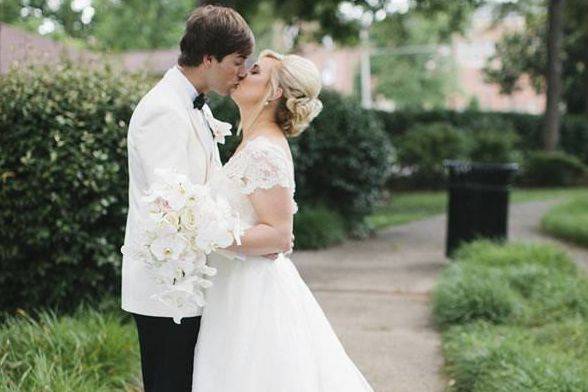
[
  {"x1": 367, "y1": 187, "x2": 588, "y2": 230},
  {"x1": 443, "y1": 320, "x2": 588, "y2": 391},
  {"x1": 0, "y1": 303, "x2": 141, "y2": 391},
  {"x1": 433, "y1": 240, "x2": 588, "y2": 391},
  {"x1": 541, "y1": 197, "x2": 588, "y2": 248}
]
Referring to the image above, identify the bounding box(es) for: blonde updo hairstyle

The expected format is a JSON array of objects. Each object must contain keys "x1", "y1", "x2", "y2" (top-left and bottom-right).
[{"x1": 242, "y1": 49, "x2": 323, "y2": 138}]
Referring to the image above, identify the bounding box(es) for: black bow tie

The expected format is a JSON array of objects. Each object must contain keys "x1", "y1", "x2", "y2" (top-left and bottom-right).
[{"x1": 193, "y1": 93, "x2": 207, "y2": 110}]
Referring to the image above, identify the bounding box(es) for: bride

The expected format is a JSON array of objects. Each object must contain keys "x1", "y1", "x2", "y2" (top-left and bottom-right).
[{"x1": 192, "y1": 50, "x2": 374, "y2": 391}]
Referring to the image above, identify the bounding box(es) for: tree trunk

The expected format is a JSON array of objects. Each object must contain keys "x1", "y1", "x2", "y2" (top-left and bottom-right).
[{"x1": 543, "y1": 0, "x2": 565, "y2": 151}]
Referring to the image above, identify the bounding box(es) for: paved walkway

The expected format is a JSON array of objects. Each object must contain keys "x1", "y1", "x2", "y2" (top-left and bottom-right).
[{"x1": 291, "y1": 199, "x2": 588, "y2": 392}]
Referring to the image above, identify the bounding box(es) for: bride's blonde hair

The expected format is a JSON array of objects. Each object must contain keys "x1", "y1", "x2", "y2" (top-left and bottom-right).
[{"x1": 241, "y1": 49, "x2": 323, "y2": 138}]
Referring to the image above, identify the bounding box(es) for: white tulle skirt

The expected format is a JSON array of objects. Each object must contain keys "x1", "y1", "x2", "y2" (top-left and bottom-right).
[{"x1": 192, "y1": 252, "x2": 374, "y2": 392}]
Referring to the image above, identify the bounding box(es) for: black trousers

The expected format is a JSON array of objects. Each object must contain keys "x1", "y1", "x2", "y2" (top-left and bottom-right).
[{"x1": 132, "y1": 313, "x2": 201, "y2": 392}]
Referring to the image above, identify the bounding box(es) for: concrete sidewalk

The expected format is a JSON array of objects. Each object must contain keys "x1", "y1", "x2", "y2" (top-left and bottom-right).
[
  {"x1": 291, "y1": 214, "x2": 449, "y2": 392},
  {"x1": 291, "y1": 199, "x2": 588, "y2": 392}
]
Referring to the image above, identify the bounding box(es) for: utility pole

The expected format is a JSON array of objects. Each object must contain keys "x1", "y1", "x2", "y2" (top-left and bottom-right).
[{"x1": 360, "y1": 25, "x2": 373, "y2": 109}]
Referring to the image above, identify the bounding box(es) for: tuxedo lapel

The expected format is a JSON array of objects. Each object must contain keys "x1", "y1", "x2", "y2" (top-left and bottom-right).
[
  {"x1": 187, "y1": 108, "x2": 218, "y2": 182},
  {"x1": 188, "y1": 109, "x2": 213, "y2": 156}
]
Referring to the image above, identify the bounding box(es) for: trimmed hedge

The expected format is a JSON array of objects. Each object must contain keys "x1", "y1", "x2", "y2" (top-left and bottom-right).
[
  {"x1": 392, "y1": 122, "x2": 520, "y2": 188},
  {"x1": 0, "y1": 63, "x2": 148, "y2": 313},
  {"x1": 375, "y1": 109, "x2": 588, "y2": 164},
  {"x1": 523, "y1": 151, "x2": 587, "y2": 186}
]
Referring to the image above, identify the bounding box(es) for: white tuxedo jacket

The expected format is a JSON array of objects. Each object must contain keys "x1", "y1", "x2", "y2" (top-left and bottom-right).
[{"x1": 121, "y1": 66, "x2": 220, "y2": 317}]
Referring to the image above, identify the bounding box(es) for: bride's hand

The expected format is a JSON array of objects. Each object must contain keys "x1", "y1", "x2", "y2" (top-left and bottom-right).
[{"x1": 263, "y1": 233, "x2": 294, "y2": 260}]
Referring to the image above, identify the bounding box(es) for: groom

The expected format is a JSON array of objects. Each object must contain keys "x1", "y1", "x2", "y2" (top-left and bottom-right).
[{"x1": 121, "y1": 5, "x2": 254, "y2": 391}]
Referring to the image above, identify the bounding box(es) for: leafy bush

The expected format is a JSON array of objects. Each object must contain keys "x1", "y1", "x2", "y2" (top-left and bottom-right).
[
  {"x1": 523, "y1": 151, "x2": 587, "y2": 186},
  {"x1": 0, "y1": 305, "x2": 140, "y2": 391},
  {"x1": 292, "y1": 90, "x2": 394, "y2": 233},
  {"x1": 0, "y1": 63, "x2": 149, "y2": 312},
  {"x1": 542, "y1": 197, "x2": 588, "y2": 247},
  {"x1": 395, "y1": 122, "x2": 468, "y2": 188},
  {"x1": 468, "y1": 129, "x2": 520, "y2": 164},
  {"x1": 293, "y1": 205, "x2": 346, "y2": 250}
]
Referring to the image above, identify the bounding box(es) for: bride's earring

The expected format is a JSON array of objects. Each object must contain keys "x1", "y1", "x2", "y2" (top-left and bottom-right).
[{"x1": 264, "y1": 101, "x2": 270, "y2": 106}]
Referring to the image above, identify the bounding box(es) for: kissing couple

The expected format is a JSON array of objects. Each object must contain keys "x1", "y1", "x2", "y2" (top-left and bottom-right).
[{"x1": 121, "y1": 5, "x2": 374, "y2": 392}]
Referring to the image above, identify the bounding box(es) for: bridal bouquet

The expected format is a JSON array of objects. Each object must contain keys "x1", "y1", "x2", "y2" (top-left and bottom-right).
[{"x1": 131, "y1": 168, "x2": 242, "y2": 323}]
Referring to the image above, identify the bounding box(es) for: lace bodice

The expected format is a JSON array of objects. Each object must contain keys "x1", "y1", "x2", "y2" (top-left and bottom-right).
[{"x1": 209, "y1": 137, "x2": 298, "y2": 229}]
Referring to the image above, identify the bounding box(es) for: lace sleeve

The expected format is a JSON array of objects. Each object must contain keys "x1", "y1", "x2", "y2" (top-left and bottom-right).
[{"x1": 239, "y1": 139, "x2": 295, "y2": 195}]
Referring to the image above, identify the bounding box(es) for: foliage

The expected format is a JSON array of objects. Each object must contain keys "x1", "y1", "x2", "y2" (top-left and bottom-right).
[
  {"x1": 433, "y1": 240, "x2": 588, "y2": 392},
  {"x1": 394, "y1": 122, "x2": 468, "y2": 187},
  {"x1": 0, "y1": 304, "x2": 140, "y2": 391},
  {"x1": 484, "y1": 0, "x2": 588, "y2": 115},
  {"x1": 0, "y1": 63, "x2": 148, "y2": 312},
  {"x1": 375, "y1": 109, "x2": 588, "y2": 164},
  {"x1": 443, "y1": 320, "x2": 588, "y2": 392},
  {"x1": 291, "y1": 90, "x2": 394, "y2": 234},
  {"x1": 523, "y1": 151, "x2": 587, "y2": 186},
  {"x1": 468, "y1": 129, "x2": 520, "y2": 164},
  {"x1": 293, "y1": 205, "x2": 346, "y2": 250},
  {"x1": 368, "y1": 11, "x2": 458, "y2": 111}
]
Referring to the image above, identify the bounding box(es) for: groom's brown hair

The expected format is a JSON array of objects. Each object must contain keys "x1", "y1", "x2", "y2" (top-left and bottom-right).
[{"x1": 178, "y1": 5, "x2": 254, "y2": 67}]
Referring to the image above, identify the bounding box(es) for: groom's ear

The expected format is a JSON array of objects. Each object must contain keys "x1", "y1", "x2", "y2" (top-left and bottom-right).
[{"x1": 202, "y1": 54, "x2": 214, "y2": 68}]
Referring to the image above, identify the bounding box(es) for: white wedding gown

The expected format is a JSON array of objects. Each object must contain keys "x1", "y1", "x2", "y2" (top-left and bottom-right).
[{"x1": 192, "y1": 136, "x2": 374, "y2": 391}]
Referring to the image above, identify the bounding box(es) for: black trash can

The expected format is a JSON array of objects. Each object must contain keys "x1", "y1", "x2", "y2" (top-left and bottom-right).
[{"x1": 444, "y1": 160, "x2": 518, "y2": 258}]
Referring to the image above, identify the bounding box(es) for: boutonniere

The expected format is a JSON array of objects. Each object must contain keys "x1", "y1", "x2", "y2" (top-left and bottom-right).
[{"x1": 202, "y1": 107, "x2": 232, "y2": 145}]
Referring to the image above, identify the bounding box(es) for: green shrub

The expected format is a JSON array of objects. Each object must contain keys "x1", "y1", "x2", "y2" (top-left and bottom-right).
[
  {"x1": 0, "y1": 305, "x2": 140, "y2": 391},
  {"x1": 542, "y1": 197, "x2": 588, "y2": 247},
  {"x1": 395, "y1": 122, "x2": 468, "y2": 188},
  {"x1": 523, "y1": 151, "x2": 587, "y2": 186},
  {"x1": 468, "y1": 128, "x2": 520, "y2": 164},
  {"x1": 291, "y1": 90, "x2": 394, "y2": 232},
  {"x1": 293, "y1": 205, "x2": 346, "y2": 250},
  {"x1": 0, "y1": 63, "x2": 149, "y2": 312}
]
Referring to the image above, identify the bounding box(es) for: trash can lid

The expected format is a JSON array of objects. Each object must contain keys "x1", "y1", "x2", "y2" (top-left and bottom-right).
[{"x1": 443, "y1": 160, "x2": 519, "y2": 174}]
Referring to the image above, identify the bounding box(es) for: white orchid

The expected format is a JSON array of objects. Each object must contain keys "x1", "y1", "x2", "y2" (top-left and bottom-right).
[
  {"x1": 133, "y1": 169, "x2": 241, "y2": 323},
  {"x1": 149, "y1": 232, "x2": 186, "y2": 261}
]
